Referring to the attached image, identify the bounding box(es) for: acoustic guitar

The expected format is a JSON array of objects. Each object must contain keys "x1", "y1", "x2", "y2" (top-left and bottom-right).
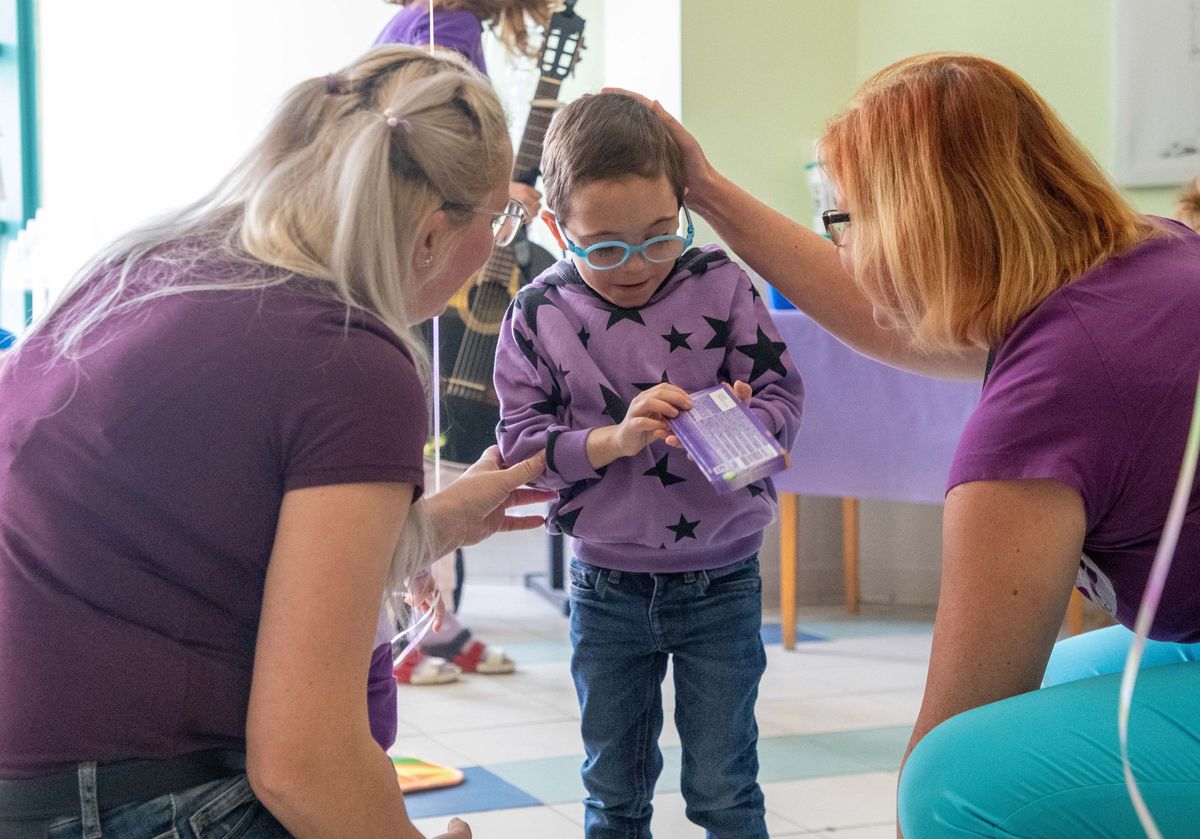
[{"x1": 422, "y1": 1, "x2": 586, "y2": 466}]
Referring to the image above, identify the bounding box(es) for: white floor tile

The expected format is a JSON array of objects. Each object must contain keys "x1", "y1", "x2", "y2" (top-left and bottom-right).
[
  {"x1": 412, "y1": 804, "x2": 579, "y2": 839},
  {"x1": 810, "y1": 823, "x2": 895, "y2": 838},
  {"x1": 755, "y1": 693, "x2": 917, "y2": 736},
  {"x1": 435, "y1": 719, "x2": 585, "y2": 765},
  {"x1": 387, "y1": 735, "x2": 475, "y2": 768},
  {"x1": 403, "y1": 691, "x2": 572, "y2": 735},
  {"x1": 761, "y1": 773, "x2": 899, "y2": 831}
]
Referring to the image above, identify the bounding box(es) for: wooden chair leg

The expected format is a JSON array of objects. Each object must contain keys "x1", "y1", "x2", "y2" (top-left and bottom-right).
[
  {"x1": 780, "y1": 492, "x2": 798, "y2": 650},
  {"x1": 842, "y1": 497, "x2": 860, "y2": 614},
  {"x1": 1067, "y1": 589, "x2": 1085, "y2": 636}
]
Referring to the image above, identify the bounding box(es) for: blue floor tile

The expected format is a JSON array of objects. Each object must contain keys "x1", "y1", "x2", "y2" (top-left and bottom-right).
[
  {"x1": 760, "y1": 623, "x2": 826, "y2": 645},
  {"x1": 403, "y1": 766, "x2": 541, "y2": 818}
]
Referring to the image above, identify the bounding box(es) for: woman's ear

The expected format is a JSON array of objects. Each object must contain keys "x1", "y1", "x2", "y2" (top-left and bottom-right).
[
  {"x1": 414, "y1": 207, "x2": 450, "y2": 273},
  {"x1": 540, "y1": 209, "x2": 568, "y2": 251}
]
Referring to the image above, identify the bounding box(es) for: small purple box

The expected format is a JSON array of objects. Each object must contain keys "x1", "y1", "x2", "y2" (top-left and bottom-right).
[{"x1": 669, "y1": 384, "x2": 791, "y2": 495}]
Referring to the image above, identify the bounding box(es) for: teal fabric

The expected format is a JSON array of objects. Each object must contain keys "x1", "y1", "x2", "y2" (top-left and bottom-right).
[{"x1": 898, "y1": 626, "x2": 1200, "y2": 838}]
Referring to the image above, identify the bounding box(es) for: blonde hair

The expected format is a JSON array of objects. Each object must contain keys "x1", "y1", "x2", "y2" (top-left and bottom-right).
[
  {"x1": 28, "y1": 43, "x2": 511, "y2": 601},
  {"x1": 387, "y1": 0, "x2": 556, "y2": 57},
  {"x1": 1175, "y1": 177, "x2": 1200, "y2": 232},
  {"x1": 822, "y1": 53, "x2": 1158, "y2": 353}
]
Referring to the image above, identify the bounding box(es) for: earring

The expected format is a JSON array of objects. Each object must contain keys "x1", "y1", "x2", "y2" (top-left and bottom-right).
[{"x1": 422, "y1": 255, "x2": 433, "y2": 267}]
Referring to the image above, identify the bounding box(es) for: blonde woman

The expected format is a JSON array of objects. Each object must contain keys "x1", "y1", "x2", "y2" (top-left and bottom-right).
[
  {"x1": 0, "y1": 45, "x2": 551, "y2": 838},
  {"x1": 376, "y1": 0, "x2": 555, "y2": 216},
  {"x1": 629, "y1": 52, "x2": 1200, "y2": 837}
]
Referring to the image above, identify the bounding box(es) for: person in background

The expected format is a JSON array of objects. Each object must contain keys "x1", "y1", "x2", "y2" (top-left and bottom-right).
[
  {"x1": 0, "y1": 45, "x2": 552, "y2": 839},
  {"x1": 375, "y1": 0, "x2": 559, "y2": 684},
  {"x1": 495, "y1": 92, "x2": 804, "y2": 839},
  {"x1": 1174, "y1": 175, "x2": 1200, "y2": 231},
  {"x1": 626, "y1": 51, "x2": 1200, "y2": 837}
]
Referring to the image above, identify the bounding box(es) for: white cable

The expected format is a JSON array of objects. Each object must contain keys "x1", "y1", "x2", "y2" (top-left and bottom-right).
[{"x1": 1119, "y1": 368, "x2": 1200, "y2": 839}]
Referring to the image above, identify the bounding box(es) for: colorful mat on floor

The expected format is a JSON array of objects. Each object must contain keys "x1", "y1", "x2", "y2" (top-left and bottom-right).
[{"x1": 393, "y1": 755, "x2": 466, "y2": 792}]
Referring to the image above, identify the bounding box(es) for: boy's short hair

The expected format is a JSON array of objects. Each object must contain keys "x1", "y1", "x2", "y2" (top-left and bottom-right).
[
  {"x1": 1175, "y1": 176, "x2": 1200, "y2": 232},
  {"x1": 541, "y1": 92, "x2": 686, "y2": 220}
]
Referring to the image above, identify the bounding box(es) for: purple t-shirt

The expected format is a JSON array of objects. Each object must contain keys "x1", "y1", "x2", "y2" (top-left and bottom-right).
[
  {"x1": 374, "y1": 4, "x2": 488, "y2": 76},
  {"x1": 949, "y1": 220, "x2": 1200, "y2": 642},
  {"x1": 0, "y1": 260, "x2": 426, "y2": 777}
]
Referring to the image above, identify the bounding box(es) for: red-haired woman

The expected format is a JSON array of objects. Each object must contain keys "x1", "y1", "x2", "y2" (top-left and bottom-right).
[{"x1": 632, "y1": 53, "x2": 1200, "y2": 837}]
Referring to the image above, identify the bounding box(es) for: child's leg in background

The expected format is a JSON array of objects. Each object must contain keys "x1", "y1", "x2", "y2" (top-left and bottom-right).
[
  {"x1": 569, "y1": 560, "x2": 669, "y2": 839},
  {"x1": 669, "y1": 555, "x2": 768, "y2": 839}
]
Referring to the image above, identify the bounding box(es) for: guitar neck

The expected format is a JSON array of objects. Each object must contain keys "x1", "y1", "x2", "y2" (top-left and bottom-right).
[{"x1": 513, "y1": 75, "x2": 564, "y2": 183}]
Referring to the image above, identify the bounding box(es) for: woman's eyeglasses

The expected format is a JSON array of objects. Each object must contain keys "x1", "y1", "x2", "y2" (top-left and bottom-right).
[
  {"x1": 561, "y1": 206, "x2": 695, "y2": 271},
  {"x1": 460, "y1": 198, "x2": 530, "y2": 247},
  {"x1": 821, "y1": 209, "x2": 851, "y2": 247}
]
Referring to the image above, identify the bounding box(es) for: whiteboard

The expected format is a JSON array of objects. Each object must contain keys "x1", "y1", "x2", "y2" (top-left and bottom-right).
[{"x1": 1114, "y1": 0, "x2": 1200, "y2": 186}]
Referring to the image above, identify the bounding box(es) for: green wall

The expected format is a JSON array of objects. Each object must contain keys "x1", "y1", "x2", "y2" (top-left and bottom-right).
[{"x1": 682, "y1": 0, "x2": 1178, "y2": 241}]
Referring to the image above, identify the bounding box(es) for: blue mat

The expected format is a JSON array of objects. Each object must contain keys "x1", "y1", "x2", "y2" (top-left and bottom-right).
[{"x1": 403, "y1": 766, "x2": 541, "y2": 818}]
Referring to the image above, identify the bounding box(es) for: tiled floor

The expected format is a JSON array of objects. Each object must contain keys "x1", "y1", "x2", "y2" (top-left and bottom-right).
[{"x1": 391, "y1": 543, "x2": 934, "y2": 838}]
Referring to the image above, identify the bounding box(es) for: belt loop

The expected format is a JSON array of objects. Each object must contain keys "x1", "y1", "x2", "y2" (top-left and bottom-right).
[
  {"x1": 683, "y1": 570, "x2": 696, "y2": 584},
  {"x1": 78, "y1": 761, "x2": 102, "y2": 839},
  {"x1": 699, "y1": 570, "x2": 710, "y2": 588},
  {"x1": 607, "y1": 570, "x2": 621, "y2": 586}
]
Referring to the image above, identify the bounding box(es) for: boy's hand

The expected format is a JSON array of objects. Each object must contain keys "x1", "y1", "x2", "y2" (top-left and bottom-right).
[
  {"x1": 586, "y1": 383, "x2": 692, "y2": 468},
  {"x1": 614, "y1": 383, "x2": 692, "y2": 457}
]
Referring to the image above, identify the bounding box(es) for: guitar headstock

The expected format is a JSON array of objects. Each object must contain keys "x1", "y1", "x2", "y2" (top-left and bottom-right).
[{"x1": 538, "y1": 2, "x2": 586, "y2": 82}]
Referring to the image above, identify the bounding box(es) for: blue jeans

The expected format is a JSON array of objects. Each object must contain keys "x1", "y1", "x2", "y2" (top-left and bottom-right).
[
  {"x1": 40, "y1": 774, "x2": 289, "y2": 839},
  {"x1": 899, "y1": 625, "x2": 1200, "y2": 838},
  {"x1": 568, "y1": 555, "x2": 768, "y2": 839}
]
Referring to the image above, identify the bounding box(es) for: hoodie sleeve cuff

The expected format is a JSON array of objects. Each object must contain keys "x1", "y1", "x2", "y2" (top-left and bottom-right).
[{"x1": 548, "y1": 428, "x2": 601, "y2": 482}]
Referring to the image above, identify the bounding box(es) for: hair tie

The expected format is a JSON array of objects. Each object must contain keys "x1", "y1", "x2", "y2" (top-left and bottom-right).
[
  {"x1": 382, "y1": 108, "x2": 413, "y2": 136},
  {"x1": 324, "y1": 73, "x2": 341, "y2": 95}
]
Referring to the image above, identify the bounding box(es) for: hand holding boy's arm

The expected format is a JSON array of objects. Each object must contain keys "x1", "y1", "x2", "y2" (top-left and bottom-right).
[{"x1": 586, "y1": 383, "x2": 693, "y2": 469}]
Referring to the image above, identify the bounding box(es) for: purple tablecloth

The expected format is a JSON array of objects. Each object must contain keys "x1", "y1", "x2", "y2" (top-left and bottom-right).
[{"x1": 770, "y1": 310, "x2": 981, "y2": 504}]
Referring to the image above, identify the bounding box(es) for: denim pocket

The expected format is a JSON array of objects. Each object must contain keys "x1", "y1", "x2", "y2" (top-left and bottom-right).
[
  {"x1": 185, "y1": 776, "x2": 259, "y2": 839},
  {"x1": 568, "y1": 559, "x2": 604, "y2": 601},
  {"x1": 705, "y1": 555, "x2": 762, "y2": 595}
]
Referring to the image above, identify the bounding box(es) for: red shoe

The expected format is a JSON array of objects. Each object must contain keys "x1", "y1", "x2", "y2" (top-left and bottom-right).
[
  {"x1": 393, "y1": 648, "x2": 460, "y2": 685},
  {"x1": 451, "y1": 639, "x2": 517, "y2": 674}
]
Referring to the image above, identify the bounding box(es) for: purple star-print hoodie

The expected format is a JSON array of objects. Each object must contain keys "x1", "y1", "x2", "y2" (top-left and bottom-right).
[{"x1": 495, "y1": 245, "x2": 805, "y2": 572}]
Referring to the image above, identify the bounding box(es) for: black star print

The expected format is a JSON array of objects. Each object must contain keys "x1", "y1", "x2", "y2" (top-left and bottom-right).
[
  {"x1": 666, "y1": 513, "x2": 700, "y2": 542},
  {"x1": 496, "y1": 417, "x2": 508, "y2": 435},
  {"x1": 559, "y1": 480, "x2": 588, "y2": 507},
  {"x1": 643, "y1": 453, "x2": 686, "y2": 487},
  {"x1": 516, "y1": 286, "x2": 554, "y2": 335},
  {"x1": 531, "y1": 380, "x2": 565, "y2": 416},
  {"x1": 605, "y1": 306, "x2": 646, "y2": 330},
  {"x1": 514, "y1": 329, "x2": 538, "y2": 367},
  {"x1": 747, "y1": 282, "x2": 761, "y2": 300},
  {"x1": 703, "y1": 315, "x2": 732, "y2": 350},
  {"x1": 553, "y1": 363, "x2": 570, "y2": 387},
  {"x1": 577, "y1": 326, "x2": 590, "y2": 349},
  {"x1": 599, "y1": 385, "x2": 627, "y2": 424},
  {"x1": 736, "y1": 326, "x2": 789, "y2": 382},
  {"x1": 556, "y1": 506, "x2": 582, "y2": 536},
  {"x1": 631, "y1": 370, "x2": 671, "y2": 391},
  {"x1": 746, "y1": 482, "x2": 766, "y2": 498},
  {"x1": 661, "y1": 325, "x2": 692, "y2": 353}
]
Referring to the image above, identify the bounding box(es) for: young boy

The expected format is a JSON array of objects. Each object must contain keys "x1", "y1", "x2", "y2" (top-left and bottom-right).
[{"x1": 494, "y1": 93, "x2": 804, "y2": 839}]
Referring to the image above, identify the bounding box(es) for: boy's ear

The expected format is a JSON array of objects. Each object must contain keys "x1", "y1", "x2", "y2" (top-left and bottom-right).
[{"x1": 540, "y1": 210, "x2": 569, "y2": 251}]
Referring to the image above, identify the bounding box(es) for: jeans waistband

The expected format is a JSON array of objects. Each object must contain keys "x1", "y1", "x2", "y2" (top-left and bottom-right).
[{"x1": 0, "y1": 749, "x2": 246, "y2": 822}]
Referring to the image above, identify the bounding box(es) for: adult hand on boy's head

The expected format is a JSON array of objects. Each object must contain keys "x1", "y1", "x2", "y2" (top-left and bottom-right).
[{"x1": 602, "y1": 87, "x2": 716, "y2": 210}]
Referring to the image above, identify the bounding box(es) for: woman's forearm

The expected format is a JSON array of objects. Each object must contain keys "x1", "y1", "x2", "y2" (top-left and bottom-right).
[
  {"x1": 689, "y1": 171, "x2": 985, "y2": 381},
  {"x1": 249, "y1": 733, "x2": 422, "y2": 838}
]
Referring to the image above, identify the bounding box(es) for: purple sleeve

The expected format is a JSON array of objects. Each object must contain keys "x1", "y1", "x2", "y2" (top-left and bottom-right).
[
  {"x1": 374, "y1": 8, "x2": 488, "y2": 75},
  {"x1": 723, "y1": 270, "x2": 805, "y2": 449},
  {"x1": 947, "y1": 310, "x2": 1127, "y2": 528},
  {"x1": 273, "y1": 321, "x2": 427, "y2": 497},
  {"x1": 494, "y1": 303, "x2": 600, "y2": 488},
  {"x1": 367, "y1": 642, "x2": 398, "y2": 750}
]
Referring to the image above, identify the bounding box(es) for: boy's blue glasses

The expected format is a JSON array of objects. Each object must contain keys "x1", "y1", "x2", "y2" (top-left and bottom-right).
[{"x1": 562, "y1": 206, "x2": 695, "y2": 271}]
